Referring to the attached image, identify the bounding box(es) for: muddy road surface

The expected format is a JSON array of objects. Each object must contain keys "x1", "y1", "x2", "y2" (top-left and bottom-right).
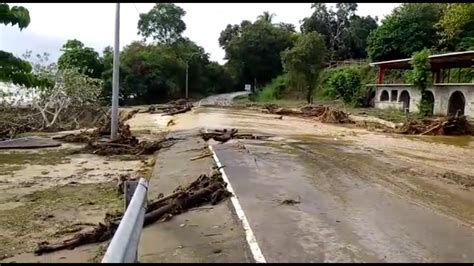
[
  {"x1": 3, "y1": 93, "x2": 472, "y2": 262},
  {"x1": 166, "y1": 97, "x2": 474, "y2": 262},
  {"x1": 197, "y1": 91, "x2": 250, "y2": 107}
]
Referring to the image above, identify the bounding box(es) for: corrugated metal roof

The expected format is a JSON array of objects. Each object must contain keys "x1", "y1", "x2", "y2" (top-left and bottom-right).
[{"x1": 369, "y1": 50, "x2": 474, "y2": 68}]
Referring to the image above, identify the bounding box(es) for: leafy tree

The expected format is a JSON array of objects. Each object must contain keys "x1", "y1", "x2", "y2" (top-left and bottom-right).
[
  {"x1": 99, "y1": 46, "x2": 115, "y2": 102},
  {"x1": 277, "y1": 22, "x2": 296, "y2": 32},
  {"x1": 326, "y1": 67, "x2": 362, "y2": 105},
  {"x1": 0, "y1": 3, "x2": 37, "y2": 87},
  {"x1": 220, "y1": 19, "x2": 295, "y2": 90},
  {"x1": 0, "y1": 3, "x2": 30, "y2": 29},
  {"x1": 3, "y1": 52, "x2": 102, "y2": 129},
  {"x1": 408, "y1": 49, "x2": 432, "y2": 116},
  {"x1": 118, "y1": 37, "x2": 232, "y2": 105},
  {"x1": 218, "y1": 20, "x2": 251, "y2": 51},
  {"x1": 343, "y1": 15, "x2": 378, "y2": 59},
  {"x1": 281, "y1": 32, "x2": 327, "y2": 103},
  {"x1": 257, "y1": 11, "x2": 276, "y2": 24},
  {"x1": 301, "y1": 3, "x2": 376, "y2": 60},
  {"x1": 137, "y1": 3, "x2": 186, "y2": 44},
  {"x1": 436, "y1": 3, "x2": 474, "y2": 50},
  {"x1": 202, "y1": 62, "x2": 235, "y2": 95},
  {"x1": 367, "y1": 3, "x2": 444, "y2": 62},
  {"x1": 58, "y1": 39, "x2": 103, "y2": 78}
]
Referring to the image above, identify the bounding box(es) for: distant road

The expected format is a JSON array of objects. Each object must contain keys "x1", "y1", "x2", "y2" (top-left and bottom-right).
[{"x1": 197, "y1": 91, "x2": 250, "y2": 107}]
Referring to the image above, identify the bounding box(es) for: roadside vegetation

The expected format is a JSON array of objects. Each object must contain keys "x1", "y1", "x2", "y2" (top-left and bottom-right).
[{"x1": 235, "y1": 3, "x2": 474, "y2": 123}]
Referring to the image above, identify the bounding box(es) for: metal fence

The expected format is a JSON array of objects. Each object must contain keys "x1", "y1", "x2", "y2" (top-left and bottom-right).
[{"x1": 102, "y1": 178, "x2": 148, "y2": 263}]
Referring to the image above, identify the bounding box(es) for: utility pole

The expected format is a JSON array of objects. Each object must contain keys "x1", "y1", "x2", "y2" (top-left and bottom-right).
[
  {"x1": 185, "y1": 52, "x2": 199, "y2": 99},
  {"x1": 185, "y1": 63, "x2": 189, "y2": 99},
  {"x1": 110, "y1": 3, "x2": 120, "y2": 140}
]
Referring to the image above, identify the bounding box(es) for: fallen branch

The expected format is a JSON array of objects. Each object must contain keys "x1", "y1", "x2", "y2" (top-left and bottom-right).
[
  {"x1": 190, "y1": 153, "x2": 212, "y2": 161},
  {"x1": 34, "y1": 171, "x2": 232, "y2": 255},
  {"x1": 164, "y1": 105, "x2": 192, "y2": 116}
]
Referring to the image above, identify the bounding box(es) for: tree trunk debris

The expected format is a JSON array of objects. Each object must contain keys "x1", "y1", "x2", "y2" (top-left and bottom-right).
[
  {"x1": 265, "y1": 104, "x2": 351, "y2": 123},
  {"x1": 34, "y1": 171, "x2": 232, "y2": 256},
  {"x1": 199, "y1": 128, "x2": 272, "y2": 143},
  {"x1": 54, "y1": 109, "x2": 174, "y2": 155},
  {"x1": 143, "y1": 99, "x2": 193, "y2": 116},
  {"x1": 397, "y1": 115, "x2": 474, "y2": 136}
]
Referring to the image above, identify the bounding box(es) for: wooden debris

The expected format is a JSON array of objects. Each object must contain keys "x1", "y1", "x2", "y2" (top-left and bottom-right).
[
  {"x1": 190, "y1": 153, "x2": 212, "y2": 161},
  {"x1": 265, "y1": 104, "x2": 352, "y2": 124},
  {"x1": 397, "y1": 115, "x2": 474, "y2": 136},
  {"x1": 34, "y1": 171, "x2": 232, "y2": 255}
]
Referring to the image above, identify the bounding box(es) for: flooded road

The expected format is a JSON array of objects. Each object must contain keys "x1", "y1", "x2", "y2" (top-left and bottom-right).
[{"x1": 170, "y1": 106, "x2": 474, "y2": 262}]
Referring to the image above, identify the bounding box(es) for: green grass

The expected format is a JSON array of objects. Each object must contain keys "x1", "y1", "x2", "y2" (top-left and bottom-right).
[
  {"x1": 0, "y1": 182, "x2": 122, "y2": 256},
  {"x1": 348, "y1": 107, "x2": 420, "y2": 123},
  {"x1": 0, "y1": 165, "x2": 26, "y2": 175},
  {"x1": 0, "y1": 148, "x2": 77, "y2": 166}
]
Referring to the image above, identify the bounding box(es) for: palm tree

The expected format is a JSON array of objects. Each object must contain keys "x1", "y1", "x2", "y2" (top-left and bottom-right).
[{"x1": 257, "y1": 11, "x2": 276, "y2": 24}]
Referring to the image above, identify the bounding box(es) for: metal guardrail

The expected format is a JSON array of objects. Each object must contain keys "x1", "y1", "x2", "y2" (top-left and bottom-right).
[{"x1": 102, "y1": 178, "x2": 148, "y2": 263}]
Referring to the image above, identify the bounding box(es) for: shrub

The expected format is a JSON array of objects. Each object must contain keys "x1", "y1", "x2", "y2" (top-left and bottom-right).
[
  {"x1": 255, "y1": 74, "x2": 288, "y2": 101},
  {"x1": 326, "y1": 67, "x2": 363, "y2": 106}
]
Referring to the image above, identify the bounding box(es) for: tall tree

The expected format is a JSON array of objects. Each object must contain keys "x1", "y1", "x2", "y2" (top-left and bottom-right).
[
  {"x1": 281, "y1": 32, "x2": 327, "y2": 103},
  {"x1": 343, "y1": 15, "x2": 378, "y2": 59},
  {"x1": 367, "y1": 3, "x2": 445, "y2": 62},
  {"x1": 301, "y1": 3, "x2": 375, "y2": 60},
  {"x1": 137, "y1": 3, "x2": 186, "y2": 44},
  {"x1": 257, "y1": 11, "x2": 276, "y2": 24},
  {"x1": 58, "y1": 39, "x2": 103, "y2": 78},
  {"x1": 221, "y1": 20, "x2": 295, "y2": 89},
  {"x1": 99, "y1": 46, "x2": 114, "y2": 101},
  {"x1": 218, "y1": 20, "x2": 251, "y2": 51},
  {"x1": 436, "y1": 3, "x2": 474, "y2": 50}
]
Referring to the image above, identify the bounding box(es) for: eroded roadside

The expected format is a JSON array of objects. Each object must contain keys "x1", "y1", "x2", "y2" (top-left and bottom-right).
[{"x1": 0, "y1": 111, "x2": 161, "y2": 262}]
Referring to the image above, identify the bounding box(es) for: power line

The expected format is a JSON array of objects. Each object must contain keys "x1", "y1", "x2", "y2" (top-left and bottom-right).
[{"x1": 133, "y1": 3, "x2": 140, "y2": 15}]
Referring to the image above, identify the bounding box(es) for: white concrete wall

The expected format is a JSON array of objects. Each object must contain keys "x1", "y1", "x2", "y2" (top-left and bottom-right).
[
  {"x1": 431, "y1": 84, "x2": 474, "y2": 117},
  {"x1": 373, "y1": 84, "x2": 474, "y2": 117},
  {"x1": 374, "y1": 85, "x2": 420, "y2": 113}
]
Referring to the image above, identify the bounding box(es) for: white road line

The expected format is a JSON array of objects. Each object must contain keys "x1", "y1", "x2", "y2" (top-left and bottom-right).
[{"x1": 208, "y1": 145, "x2": 267, "y2": 263}]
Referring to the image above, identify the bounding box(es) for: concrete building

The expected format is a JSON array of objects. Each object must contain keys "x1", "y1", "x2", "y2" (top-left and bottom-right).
[{"x1": 368, "y1": 51, "x2": 474, "y2": 117}]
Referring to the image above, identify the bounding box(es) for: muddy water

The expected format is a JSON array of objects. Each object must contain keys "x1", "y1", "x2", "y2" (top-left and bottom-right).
[
  {"x1": 172, "y1": 107, "x2": 474, "y2": 177},
  {"x1": 172, "y1": 106, "x2": 474, "y2": 262}
]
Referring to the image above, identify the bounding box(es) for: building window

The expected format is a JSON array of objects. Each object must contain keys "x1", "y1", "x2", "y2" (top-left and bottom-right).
[
  {"x1": 391, "y1": 90, "x2": 398, "y2": 102},
  {"x1": 380, "y1": 90, "x2": 389, "y2": 101}
]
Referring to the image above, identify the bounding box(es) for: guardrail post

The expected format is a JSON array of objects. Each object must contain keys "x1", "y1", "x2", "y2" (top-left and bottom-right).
[
  {"x1": 102, "y1": 178, "x2": 148, "y2": 263},
  {"x1": 124, "y1": 180, "x2": 139, "y2": 210}
]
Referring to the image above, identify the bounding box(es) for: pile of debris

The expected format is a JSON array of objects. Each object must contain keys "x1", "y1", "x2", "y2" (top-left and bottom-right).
[
  {"x1": 34, "y1": 170, "x2": 232, "y2": 255},
  {"x1": 264, "y1": 104, "x2": 352, "y2": 124},
  {"x1": 200, "y1": 128, "x2": 272, "y2": 143},
  {"x1": 301, "y1": 105, "x2": 351, "y2": 123},
  {"x1": 144, "y1": 99, "x2": 193, "y2": 116},
  {"x1": 54, "y1": 109, "x2": 172, "y2": 155},
  {"x1": 397, "y1": 115, "x2": 474, "y2": 136}
]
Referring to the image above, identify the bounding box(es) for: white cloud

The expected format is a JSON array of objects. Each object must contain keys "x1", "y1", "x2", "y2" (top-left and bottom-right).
[{"x1": 0, "y1": 3, "x2": 400, "y2": 64}]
